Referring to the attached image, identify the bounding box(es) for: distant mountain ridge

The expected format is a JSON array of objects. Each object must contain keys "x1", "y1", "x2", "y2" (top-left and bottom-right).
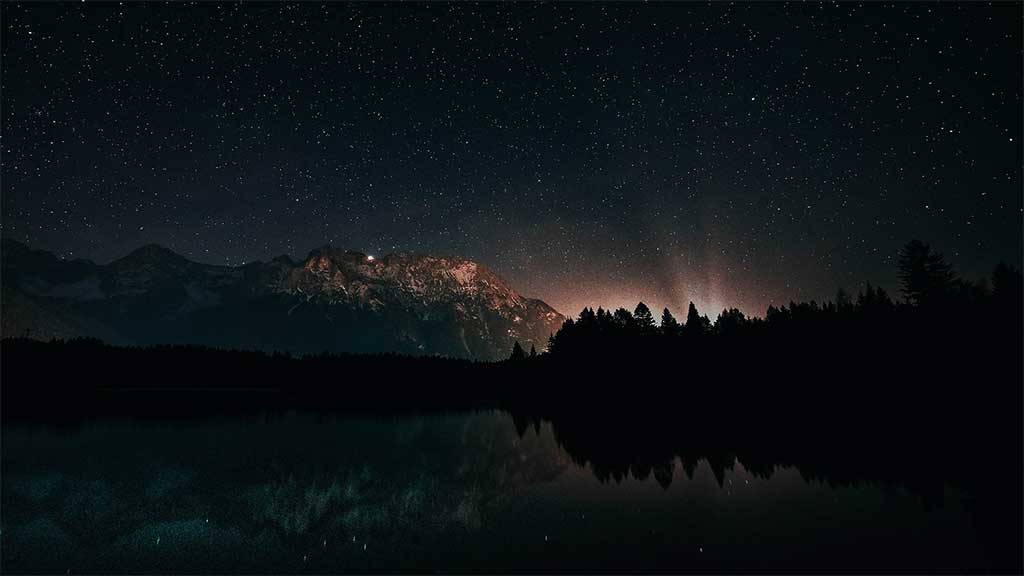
[{"x1": 0, "y1": 239, "x2": 564, "y2": 360}]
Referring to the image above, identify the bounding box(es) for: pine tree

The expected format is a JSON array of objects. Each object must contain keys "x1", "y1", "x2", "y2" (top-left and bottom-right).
[
  {"x1": 835, "y1": 287, "x2": 852, "y2": 312},
  {"x1": 578, "y1": 307, "x2": 597, "y2": 325},
  {"x1": 714, "y1": 308, "x2": 747, "y2": 335},
  {"x1": 509, "y1": 341, "x2": 526, "y2": 361},
  {"x1": 898, "y1": 240, "x2": 955, "y2": 306},
  {"x1": 660, "y1": 308, "x2": 680, "y2": 336},
  {"x1": 685, "y1": 302, "x2": 706, "y2": 336},
  {"x1": 634, "y1": 302, "x2": 656, "y2": 332},
  {"x1": 612, "y1": 307, "x2": 634, "y2": 328}
]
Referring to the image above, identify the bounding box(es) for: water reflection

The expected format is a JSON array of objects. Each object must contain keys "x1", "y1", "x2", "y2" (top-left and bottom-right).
[{"x1": 0, "y1": 410, "x2": 999, "y2": 572}]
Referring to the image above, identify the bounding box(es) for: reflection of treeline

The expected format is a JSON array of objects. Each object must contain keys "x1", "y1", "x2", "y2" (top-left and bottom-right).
[{"x1": 509, "y1": 402, "x2": 1021, "y2": 573}]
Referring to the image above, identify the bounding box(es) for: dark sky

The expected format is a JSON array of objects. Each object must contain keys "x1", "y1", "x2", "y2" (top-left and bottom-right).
[{"x1": 2, "y1": 2, "x2": 1021, "y2": 317}]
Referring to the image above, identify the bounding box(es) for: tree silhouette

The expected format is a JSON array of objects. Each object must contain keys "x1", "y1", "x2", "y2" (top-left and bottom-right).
[
  {"x1": 509, "y1": 340, "x2": 526, "y2": 361},
  {"x1": 857, "y1": 282, "x2": 895, "y2": 316},
  {"x1": 700, "y1": 315, "x2": 712, "y2": 332},
  {"x1": 835, "y1": 287, "x2": 853, "y2": 313},
  {"x1": 634, "y1": 302, "x2": 656, "y2": 333},
  {"x1": 714, "y1": 307, "x2": 747, "y2": 336},
  {"x1": 660, "y1": 307, "x2": 680, "y2": 336},
  {"x1": 578, "y1": 307, "x2": 597, "y2": 326},
  {"x1": 612, "y1": 307, "x2": 635, "y2": 329},
  {"x1": 898, "y1": 240, "x2": 955, "y2": 306},
  {"x1": 529, "y1": 344, "x2": 537, "y2": 358},
  {"x1": 685, "y1": 302, "x2": 710, "y2": 336}
]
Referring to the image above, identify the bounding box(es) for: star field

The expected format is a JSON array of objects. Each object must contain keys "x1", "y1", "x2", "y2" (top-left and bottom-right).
[{"x1": 2, "y1": 2, "x2": 1020, "y2": 316}]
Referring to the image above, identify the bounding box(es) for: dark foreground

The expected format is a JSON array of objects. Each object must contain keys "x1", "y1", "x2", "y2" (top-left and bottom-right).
[{"x1": 1, "y1": 335, "x2": 1022, "y2": 573}]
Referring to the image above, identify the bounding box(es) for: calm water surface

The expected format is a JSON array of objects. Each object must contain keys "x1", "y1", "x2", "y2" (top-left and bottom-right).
[{"x1": 1, "y1": 410, "x2": 986, "y2": 572}]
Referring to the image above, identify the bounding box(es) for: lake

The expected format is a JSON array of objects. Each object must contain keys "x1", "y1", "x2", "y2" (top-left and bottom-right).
[{"x1": 0, "y1": 409, "x2": 1001, "y2": 572}]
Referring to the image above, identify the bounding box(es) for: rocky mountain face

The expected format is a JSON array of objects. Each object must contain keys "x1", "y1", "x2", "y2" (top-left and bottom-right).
[{"x1": 0, "y1": 239, "x2": 564, "y2": 360}]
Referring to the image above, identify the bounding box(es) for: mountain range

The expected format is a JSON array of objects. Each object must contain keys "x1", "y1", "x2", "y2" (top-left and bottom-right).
[{"x1": 0, "y1": 239, "x2": 564, "y2": 360}]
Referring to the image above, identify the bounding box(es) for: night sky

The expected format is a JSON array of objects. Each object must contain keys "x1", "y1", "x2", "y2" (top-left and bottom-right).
[{"x1": 2, "y1": 2, "x2": 1021, "y2": 317}]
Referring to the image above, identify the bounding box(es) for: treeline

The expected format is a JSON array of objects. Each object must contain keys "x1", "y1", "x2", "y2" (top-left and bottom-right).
[
  {"x1": 499, "y1": 239, "x2": 1021, "y2": 433},
  {"x1": 525, "y1": 240, "x2": 1022, "y2": 360},
  {"x1": 0, "y1": 339, "x2": 507, "y2": 418}
]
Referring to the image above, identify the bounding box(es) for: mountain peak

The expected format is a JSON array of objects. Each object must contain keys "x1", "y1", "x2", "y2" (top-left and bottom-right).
[
  {"x1": 121, "y1": 243, "x2": 184, "y2": 261},
  {"x1": 305, "y1": 245, "x2": 374, "y2": 264},
  {"x1": 111, "y1": 244, "x2": 192, "y2": 275}
]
